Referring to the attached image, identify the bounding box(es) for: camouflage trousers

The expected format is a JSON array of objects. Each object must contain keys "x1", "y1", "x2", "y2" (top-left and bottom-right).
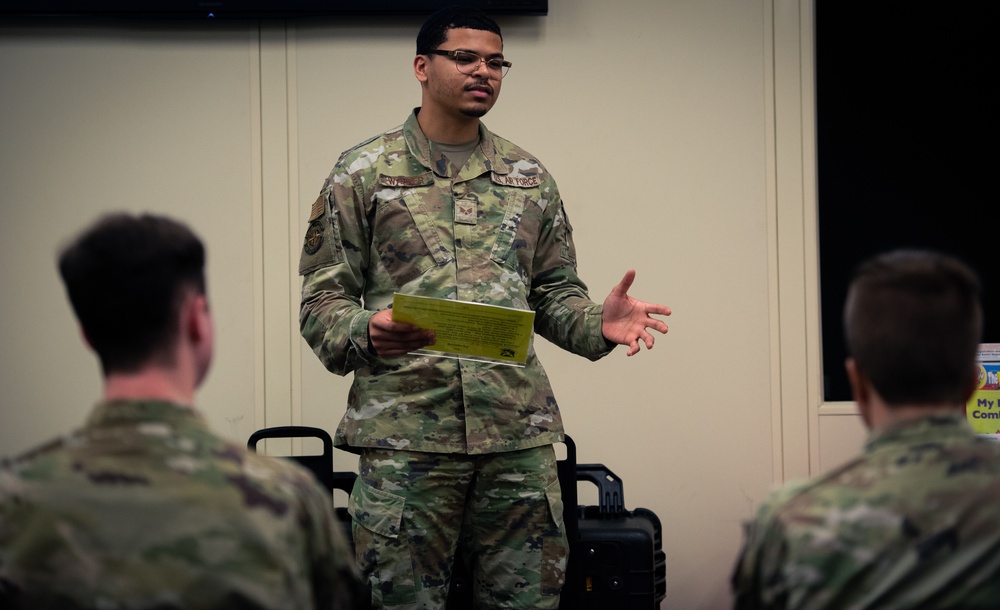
[{"x1": 349, "y1": 445, "x2": 568, "y2": 609}]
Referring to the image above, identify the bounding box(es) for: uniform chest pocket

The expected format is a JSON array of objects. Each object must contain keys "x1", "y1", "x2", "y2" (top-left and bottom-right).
[
  {"x1": 489, "y1": 191, "x2": 543, "y2": 271},
  {"x1": 373, "y1": 197, "x2": 452, "y2": 287}
]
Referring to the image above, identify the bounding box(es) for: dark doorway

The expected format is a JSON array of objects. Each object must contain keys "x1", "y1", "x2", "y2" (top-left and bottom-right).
[{"x1": 816, "y1": 2, "x2": 994, "y2": 401}]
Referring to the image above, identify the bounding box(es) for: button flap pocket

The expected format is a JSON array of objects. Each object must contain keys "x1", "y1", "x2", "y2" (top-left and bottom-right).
[
  {"x1": 348, "y1": 478, "x2": 405, "y2": 539},
  {"x1": 545, "y1": 477, "x2": 565, "y2": 531}
]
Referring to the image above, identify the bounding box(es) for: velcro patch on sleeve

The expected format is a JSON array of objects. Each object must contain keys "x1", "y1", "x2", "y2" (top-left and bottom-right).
[
  {"x1": 308, "y1": 194, "x2": 326, "y2": 222},
  {"x1": 299, "y1": 192, "x2": 342, "y2": 275}
]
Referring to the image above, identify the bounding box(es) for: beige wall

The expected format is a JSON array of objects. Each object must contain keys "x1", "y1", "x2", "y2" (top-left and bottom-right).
[{"x1": 0, "y1": 2, "x2": 868, "y2": 608}]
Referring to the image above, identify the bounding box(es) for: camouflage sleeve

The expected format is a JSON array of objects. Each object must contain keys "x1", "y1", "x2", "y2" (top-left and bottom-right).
[
  {"x1": 299, "y1": 168, "x2": 376, "y2": 376},
  {"x1": 528, "y1": 178, "x2": 614, "y2": 361},
  {"x1": 294, "y1": 475, "x2": 367, "y2": 610},
  {"x1": 731, "y1": 515, "x2": 779, "y2": 608},
  {"x1": 731, "y1": 483, "x2": 809, "y2": 609}
]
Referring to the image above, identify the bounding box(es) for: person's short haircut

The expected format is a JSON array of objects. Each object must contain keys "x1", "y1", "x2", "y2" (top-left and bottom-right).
[
  {"x1": 416, "y1": 5, "x2": 503, "y2": 55},
  {"x1": 58, "y1": 213, "x2": 206, "y2": 375},
  {"x1": 844, "y1": 249, "x2": 982, "y2": 406}
]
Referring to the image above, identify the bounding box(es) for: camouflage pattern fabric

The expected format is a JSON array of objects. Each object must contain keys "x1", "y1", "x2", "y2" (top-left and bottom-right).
[
  {"x1": 0, "y1": 400, "x2": 365, "y2": 610},
  {"x1": 350, "y1": 445, "x2": 566, "y2": 609},
  {"x1": 299, "y1": 110, "x2": 614, "y2": 456},
  {"x1": 732, "y1": 412, "x2": 1000, "y2": 609}
]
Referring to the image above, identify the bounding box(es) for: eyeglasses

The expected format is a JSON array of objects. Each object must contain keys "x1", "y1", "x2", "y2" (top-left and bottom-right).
[{"x1": 426, "y1": 49, "x2": 512, "y2": 79}]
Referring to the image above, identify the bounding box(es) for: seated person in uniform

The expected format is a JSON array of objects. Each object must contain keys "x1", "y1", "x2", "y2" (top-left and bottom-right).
[
  {"x1": 0, "y1": 212, "x2": 365, "y2": 609},
  {"x1": 731, "y1": 249, "x2": 1000, "y2": 608}
]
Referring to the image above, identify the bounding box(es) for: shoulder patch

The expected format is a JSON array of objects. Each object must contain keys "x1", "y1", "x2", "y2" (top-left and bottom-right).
[
  {"x1": 303, "y1": 220, "x2": 325, "y2": 255},
  {"x1": 308, "y1": 194, "x2": 326, "y2": 222},
  {"x1": 299, "y1": 191, "x2": 343, "y2": 275},
  {"x1": 491, "y1": 173, "x2": 540, "y2": 188}
]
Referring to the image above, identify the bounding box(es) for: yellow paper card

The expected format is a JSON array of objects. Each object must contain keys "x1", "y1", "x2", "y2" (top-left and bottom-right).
[{"x1": 391, "y1": 293, "x2": 534, "y2": 366}]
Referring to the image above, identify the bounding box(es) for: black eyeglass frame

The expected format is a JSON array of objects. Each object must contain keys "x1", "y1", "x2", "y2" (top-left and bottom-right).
[{"x1": 425, "y1": 49, "x2": 513, "y2": 78}]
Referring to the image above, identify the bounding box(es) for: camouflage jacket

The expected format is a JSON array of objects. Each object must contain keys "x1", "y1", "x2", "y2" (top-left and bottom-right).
[
  {"x1": 732, "y1": 412, "x2": 1000, "y2": 609},
  {"x1": 299, "y1": 110, "x2": 613, "y2": 455},
  {"x1": 0, "y1": 400, "x2": 364, "y2": 609}
]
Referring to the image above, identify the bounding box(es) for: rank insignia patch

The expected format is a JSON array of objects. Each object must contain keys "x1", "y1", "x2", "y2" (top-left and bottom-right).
[{"x1": 455, "y1": 199, "x2": 477, "y2": 225}]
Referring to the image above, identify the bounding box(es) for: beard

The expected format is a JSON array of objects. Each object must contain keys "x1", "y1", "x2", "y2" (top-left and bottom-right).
[{"x1": 459, "y1": 79, "x2": 495, "y2": 118}]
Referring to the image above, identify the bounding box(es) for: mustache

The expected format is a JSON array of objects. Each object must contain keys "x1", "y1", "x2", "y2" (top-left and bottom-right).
[{"x1": 465, "y1": 81, "x2": 494, "y2": 95}]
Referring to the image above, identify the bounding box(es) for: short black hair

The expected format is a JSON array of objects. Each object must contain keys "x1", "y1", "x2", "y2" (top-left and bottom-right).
[
  {"x1": 844, "y1": 249, "x2": 982, "y2": 406},
  {"x1": 58, "y1": 213, "x2": 206, "y2": 375},
  {"x1": 416, "y1": 5, "x2": 503, "y2": 55}
]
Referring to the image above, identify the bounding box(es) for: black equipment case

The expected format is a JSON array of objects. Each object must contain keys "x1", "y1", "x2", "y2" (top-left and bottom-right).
[
  {"x1": 247, "y1": 428, "x2": 665, "y2": 609},
  {"x1": 558, "y1": 435, "x2": 667, "y2": 609},
  {"x1": 439, "y1": 435, "x2": 667, "y2": 609}
]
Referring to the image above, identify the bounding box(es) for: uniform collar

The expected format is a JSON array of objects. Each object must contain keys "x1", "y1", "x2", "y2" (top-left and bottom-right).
[
  {"x1": 864, "y1": 410, "x2": 972, "y2": 452},
  {"x1": 403, "y1": 108, "x2": 510, "y2": 178},
  {"x1": 86, "y1": 399, "x2": 208, "y2": 430}
]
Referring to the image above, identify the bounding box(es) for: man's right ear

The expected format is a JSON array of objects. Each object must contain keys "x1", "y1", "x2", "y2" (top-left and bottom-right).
[
  {"x1": 414, "y1": 54, "x2": 430, "y2": 84},
  {"x1": 182, "y1": 292, "x2": 212, "y2": 344}
]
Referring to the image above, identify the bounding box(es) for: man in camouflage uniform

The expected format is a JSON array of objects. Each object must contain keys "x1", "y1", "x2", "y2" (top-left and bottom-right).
[
  {"x1": 732, "y1": 250, "x2": 1000, "y2": 609},
  {"x1": 0, "y1": 213, "x2": 365, "y2": 609},
  {"x1": 298, "y1": 6, "x2": 671, "y2": 609}
]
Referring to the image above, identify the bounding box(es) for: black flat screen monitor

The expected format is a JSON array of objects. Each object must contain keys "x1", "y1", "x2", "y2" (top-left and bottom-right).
[{"x1": 0, "y1": 0, "x2": 548, "y2": 20}]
